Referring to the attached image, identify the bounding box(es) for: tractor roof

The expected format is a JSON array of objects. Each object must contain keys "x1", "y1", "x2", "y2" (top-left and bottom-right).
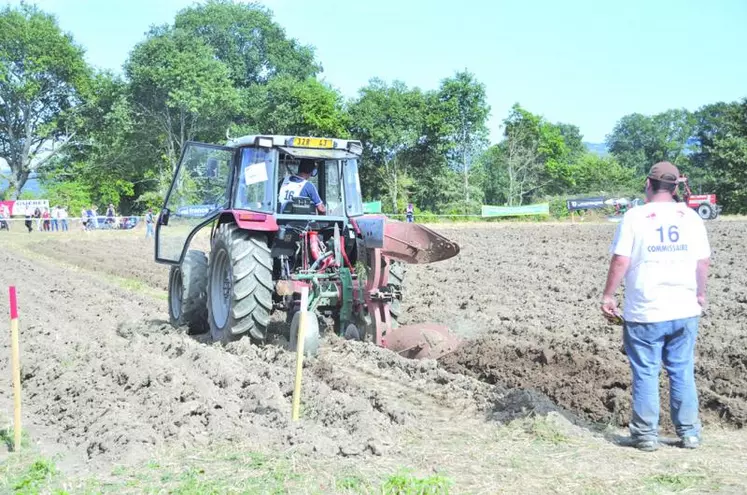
[{"x1": 226, "y1": 134, "x2": 363, "y2": 157}]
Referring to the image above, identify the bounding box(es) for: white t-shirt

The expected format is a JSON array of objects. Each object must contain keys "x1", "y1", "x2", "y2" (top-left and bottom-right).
[
  {"x1": 278, "y1": 176, "x2": 308, "y2": 203},
  {"x1": 610, "y1": 201, "x2": 710, "y2": 323}
]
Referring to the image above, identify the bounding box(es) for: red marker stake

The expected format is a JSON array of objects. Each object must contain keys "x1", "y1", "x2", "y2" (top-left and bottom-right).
[{"x1": 9, "y1": 287, "x2": 21, "y2": 452}]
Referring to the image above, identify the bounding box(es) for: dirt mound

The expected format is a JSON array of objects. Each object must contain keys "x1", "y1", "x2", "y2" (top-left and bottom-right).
[{"x1": 407, "y1": 222, "x2": 747, "y2": 427}]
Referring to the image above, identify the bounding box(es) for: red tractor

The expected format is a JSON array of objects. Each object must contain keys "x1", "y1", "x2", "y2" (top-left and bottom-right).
[
  {"x1": 678, "y1": 176, "x2": 721, "y2": 220},
  {"x1": 155, "y1": 135, "x2": 461, "y2": 359}
]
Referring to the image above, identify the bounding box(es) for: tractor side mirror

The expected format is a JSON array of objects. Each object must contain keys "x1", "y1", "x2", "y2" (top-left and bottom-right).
[
  {"x1": 206, "y1": 157, "x2": 218, "y2": 178},
  {"x1": 159, "y1": 208, "x2": 170, "y2": 226}
]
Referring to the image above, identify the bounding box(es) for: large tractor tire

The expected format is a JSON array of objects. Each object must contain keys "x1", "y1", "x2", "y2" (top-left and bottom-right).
[
  {"x1": 168, "y1": 250, "x2": 209, "y2": 335},
  {"x1": 697, "y1": 203, "x2": 713, "y2": 220},
  {"x1": 207, "y1": 223, "x2": 273, "y2": 345}
]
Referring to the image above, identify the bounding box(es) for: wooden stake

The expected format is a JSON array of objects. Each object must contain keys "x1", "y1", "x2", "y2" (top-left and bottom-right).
[
  {"x1": 9, "y1": 286, "x2": 21, "y2": 452},
  {"x1": 291, "y1": 287, "x2": 309, "y2": 421}
]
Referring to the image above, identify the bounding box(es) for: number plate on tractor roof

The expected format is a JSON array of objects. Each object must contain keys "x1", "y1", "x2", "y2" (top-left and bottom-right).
[{"x1": 291, "y1": 137, "x2": 334, "y2": 148}]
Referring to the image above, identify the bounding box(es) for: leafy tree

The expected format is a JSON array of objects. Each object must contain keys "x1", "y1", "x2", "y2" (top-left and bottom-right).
[
  {"x1": 436, "y1": 71, "x2": 489, "y2": 209},
  {"x1": 173, "y1": 0, "x2": 319, "y2": 87},
  {"x1": 238, "y1": 76, "x2": 348, "y2": 137},
  {"x1": 0, "y1": 4, "x2": 90, "y2": 197},
  {"x1": 348, "y1": 79, "x2": 427, "y2": 212},
  {"x1": 606, "y1": 109, "x2": 695, "y2": 175},
  {"x1": 125, "y1": 27, "x2": 240, "y2": 179},
  {"x1": 690, "y1": 100, "x2": 747, "y2": 213}
]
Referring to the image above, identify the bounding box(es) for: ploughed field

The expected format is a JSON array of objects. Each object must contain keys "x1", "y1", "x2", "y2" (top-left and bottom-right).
[{"x1": 1, "y1": 220, "x2": 746, "y2": 493}]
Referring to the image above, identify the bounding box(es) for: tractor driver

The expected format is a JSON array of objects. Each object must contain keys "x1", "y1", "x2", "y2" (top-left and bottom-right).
[{"x1": 278, "y1": 158, "x2": 326, "y2": 214}]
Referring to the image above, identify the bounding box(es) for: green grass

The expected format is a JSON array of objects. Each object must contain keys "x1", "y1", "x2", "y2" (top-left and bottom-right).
[
  {"x1": 381, "y1": 469, "x2": 452, "y2": 495},
  {"x1": 0, "y1": 426, "x2": 31, "y2": 452},
  {"x1": 525, "y1": 417, "x2": 571, "y2": 445},
  {"x1": 644, "y1": 473, "x2": 709, "y2": 493}
]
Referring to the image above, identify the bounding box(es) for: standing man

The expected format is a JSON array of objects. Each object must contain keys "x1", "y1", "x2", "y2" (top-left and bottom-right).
[
  {"x1": 406, "y1": 203, "x2": 414, "y2": 223},
  {"x1": 51, "y1": 205, "x2": 59, "y2": 232},
  {"x1": 145, "y1": 208, "x2": 154, "y2": 239},
  {"x1": 24, "y1": 207, "x2": 33, "y2": 233},
  {"x1": 0, "y1": 203, "x2": 10, "y2": 231},
  {"x1": 601, "y1": 161, "x2": 710, "y2": 452},
  {"x1": 59, "y1": 205, "x2": 69, "y2": 232}
]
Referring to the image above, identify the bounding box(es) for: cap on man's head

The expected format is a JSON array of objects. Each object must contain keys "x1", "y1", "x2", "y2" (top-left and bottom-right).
[{"x1": 648, "y1": 161, "x2": 680, "y2": 184}]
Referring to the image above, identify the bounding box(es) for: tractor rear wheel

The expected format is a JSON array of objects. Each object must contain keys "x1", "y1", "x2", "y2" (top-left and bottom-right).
[
  {"x1": 697, "y1": 203, "x2": 713, "y2": 220},
  {"x1": 168, "y1": 250, "x2": 209, "y2": 335},
  {"x1": 207, "y1": 223, "x2": 273, "y2": 344}
]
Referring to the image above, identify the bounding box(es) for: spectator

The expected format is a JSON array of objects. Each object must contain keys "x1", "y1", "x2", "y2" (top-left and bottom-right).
[
  {"x1": 42, "y1": 208, "x2": 51, "y2": 231},
  {"x1": 86, "y1": 206, "x2": 96, "y2": 230},
  {"x1": 406, "y1": 203, "x2": 415, "y2": 223},
  {"x1": 51, "y1": 205, "x2": 59, "y2": 232},
  {"x1": 106, "y1": 203, "x2": 116, "y2": 228},
  {"x1": 145, "y1": 208, "x2": 155, "y2": 239},
  {"x1": 80, "y1": 208, "x2": 88, "y2": 231},
  {"x1": 24, "y1": 207, "x2": 33, "y2": 233},
  {"x1": 34, "y1": 207, "x2": 42, "y2": 231},
  {"x1": 0, "y1": 203, "x2": 10, "y2": 231},
  {"x1": 59, "y1": 206, "x2": 69, "y2": 232}
]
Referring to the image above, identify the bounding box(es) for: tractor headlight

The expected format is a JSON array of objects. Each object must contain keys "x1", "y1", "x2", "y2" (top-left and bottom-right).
[
  {"x1": 347, "y1": 141, "x2": 363, "y2": 155},
  {"x1": 255, "y1": 136, "x2": 273, "y2": 148}
]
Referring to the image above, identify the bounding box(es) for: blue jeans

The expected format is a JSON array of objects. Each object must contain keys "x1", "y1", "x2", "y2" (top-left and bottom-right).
[
  {"x1": 623, "y1": 317, "x2": 701, "y2": 441},
  {"x1": 146, "y1": 223, "x2": 154, "y2": 238}
]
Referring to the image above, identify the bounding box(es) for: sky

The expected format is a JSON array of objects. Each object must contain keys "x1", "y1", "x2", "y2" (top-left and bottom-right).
[{"x1": 3, "y1": 0, "x2": 747, "y2": 145}]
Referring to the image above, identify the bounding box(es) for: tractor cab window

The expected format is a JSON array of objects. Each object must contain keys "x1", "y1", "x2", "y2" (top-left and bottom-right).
[
  {"x1": 343, "y1": 159, "x2": 364, "y2": 217},
  {"x1": 277, "y1": 153, "x2": 344, "y2": 216},
  {"x1": 235, "y1": 147, "x2": 275, "y2": 212}
]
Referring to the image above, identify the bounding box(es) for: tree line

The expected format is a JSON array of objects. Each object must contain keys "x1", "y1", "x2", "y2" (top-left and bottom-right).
[{"x1": 1, "y1": 1, "x2": 745, "y2": 215}]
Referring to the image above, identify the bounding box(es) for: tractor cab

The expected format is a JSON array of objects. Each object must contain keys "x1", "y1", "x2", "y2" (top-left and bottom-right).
[{"x1": 155, "y1": 135, "x2": 365, "y2": 266}]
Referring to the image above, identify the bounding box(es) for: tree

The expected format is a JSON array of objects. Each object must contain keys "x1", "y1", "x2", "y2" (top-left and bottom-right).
[
  {"x1": 238, "y1": 76, "x2": 348, "y2": 137},
  {"x1": 348, "y1": 79, "x2": 427, "y2": 212},
  {"x1": 690, "y1": 100, "x2": 747, "y2": 213},
  {"x1": 173, "y1": 0, "x2": 319, "y2": 87},
  {"x1": 606, "y1": 109, "x2": 695, "y2": 175},
  {"x1": 0, "y1": 4, "x2": 90, "y2": 197},
  {"x1": 125, "y1": 27, "x2": 240, "y2": 181},
  {"x1": 436, "y1": 71, "x2": 489, "y2": 209}
]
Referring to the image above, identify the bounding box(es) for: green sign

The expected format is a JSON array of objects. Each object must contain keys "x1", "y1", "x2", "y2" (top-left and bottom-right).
[
  {"x1": 363, "y1": 201, "x2": 382, "y2": 213},
  {"x1": 481, "y1": 203, "x2": 549, "y2": 217}
]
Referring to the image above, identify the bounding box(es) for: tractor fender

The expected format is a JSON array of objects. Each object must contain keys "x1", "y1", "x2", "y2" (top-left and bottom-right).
[{"x1": 216, "y1": 210, "x2": 279, "y2": 233}]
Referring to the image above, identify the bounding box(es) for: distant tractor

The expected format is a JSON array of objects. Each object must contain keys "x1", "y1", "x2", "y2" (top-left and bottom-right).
[
  {"x1": 155, "y1": 135, "x2": 460, "y2": 359},
  {"x1": 678, "y1": 176, "x2": 721, "y2": 220}
]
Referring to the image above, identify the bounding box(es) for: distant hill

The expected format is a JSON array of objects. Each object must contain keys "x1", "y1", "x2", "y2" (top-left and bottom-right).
[{"x1": 584, "y1": 142, "x2": 608, "y2": 156}]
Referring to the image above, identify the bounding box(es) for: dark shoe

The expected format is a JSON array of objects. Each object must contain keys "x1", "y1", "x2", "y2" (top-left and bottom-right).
[
  {"x1": 633, "y1": 439, "x2": 658, "y2": 452},
  {"x1": 681, "y1": 436, "x2": 700, "y2": 449}
]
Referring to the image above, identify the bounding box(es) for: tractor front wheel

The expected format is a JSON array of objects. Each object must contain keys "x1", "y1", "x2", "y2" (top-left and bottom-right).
[
  {"x1": 168, "y1": 250, "x2": 209, "y2": 335},
  {"x1": 207, "y1": 223, "x2": 273, "y2": 344}
]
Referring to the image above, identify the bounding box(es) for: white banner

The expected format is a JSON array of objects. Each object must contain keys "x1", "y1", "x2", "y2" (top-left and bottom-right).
[{"x1": 12, "y1": 199, "x2": 49, "y2": 216}]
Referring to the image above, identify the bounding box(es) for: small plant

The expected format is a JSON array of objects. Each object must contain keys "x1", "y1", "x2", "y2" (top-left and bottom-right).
[
  {"x1": 526, "y1": 417, "x2": 570, "y2": 445},
  {"x1": 13, "y1": 459, "x2": 58, "y2": 492},
  {"x1": 336, "y1": 474, "x2": 367, "y2": 491},
  {"x1": 0, "y1": 426, "x2": 30, "y2": 451},
  {"x1": 644, "y1": 473, "x2": 707, "y2": 492},
  {"x1": 382, "y1": 469, "x2": 451, "y2": 495}
]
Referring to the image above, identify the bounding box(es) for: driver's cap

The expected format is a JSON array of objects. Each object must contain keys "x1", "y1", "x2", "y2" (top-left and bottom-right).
[{"x1": 648, "y1": 161, "x2": 680, "y2": 184}]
